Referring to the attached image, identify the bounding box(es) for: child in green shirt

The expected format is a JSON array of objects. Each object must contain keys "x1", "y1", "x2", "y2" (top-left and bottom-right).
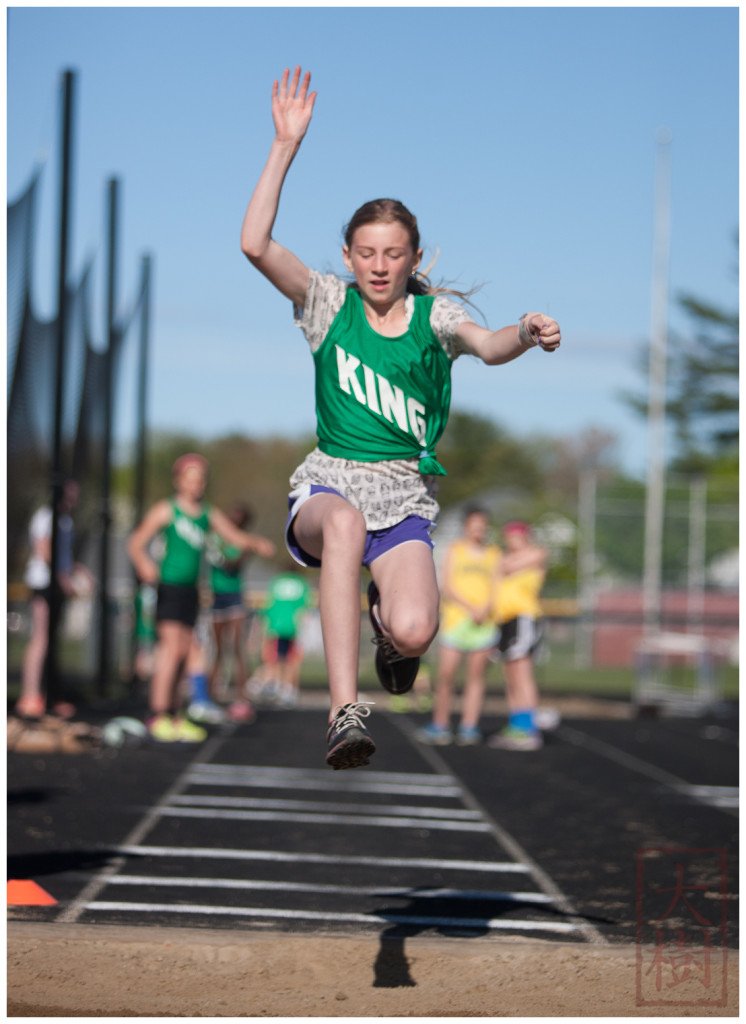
[
  {"x1": 128, "y1": 454, "x2": 275, "y2": 741},
  {"x1": 259, "y1": 566, "x2": 313, "y2": 707},
  {"x1": 241, "y1": 67, "x2": 561, "y2": 769}
]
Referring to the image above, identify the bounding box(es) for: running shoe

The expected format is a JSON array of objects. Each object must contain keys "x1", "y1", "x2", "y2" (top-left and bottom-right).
[
  {"x1": 415, "y1": 722, "x2": 453, "y2": 745},
  {"x1": 171, "y1": 716, "x2": 208, "y2": 743},
  {"x1": 187, "y1": 700, "x2": 225, "y2": 724},
  {"x1": 367, "y1": 581, "x2": 419, "y2": 695},
  {"x1": 534, "y1": 706, "x2": 562, "y2": 732},
  {"x1": 227, "y1": 699, "x2": 256, "y2": 723},
  {"x1": 276, "y1": 684, "x2": 299, "y2": 708},
  {"x1": 488, "y1": 726, "x2": 543, "y2": 751},
  {"x1": 147, "y1": 713, "x2": 181, "y2": 743},
  {"x1": 455, "y1": 725, "x2": 482, "y2": 746},
  {"x1": 325, "y1": 702, "x2": 376, "y2": 770}
]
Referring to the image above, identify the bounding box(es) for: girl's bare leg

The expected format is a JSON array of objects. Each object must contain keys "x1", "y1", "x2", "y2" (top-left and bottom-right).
[
  {"x1": 432, "y1": 645, "x2": 461, "y2": 729},
  {"x1": 209, "y1": 619, "x2": 226, "y2": 695},
  {"x1": 231, "y1": 616, "x2": 249, "y2": 693},
  {"x1": 368, "y1": 541, "x2": 440, "y2": 656},
  {"x1": 461, "y1": 648, "x2": 491, "y2": 729},
  {"x1": 292, "y1": 495, "x2": 366, "y2": 717},
  {"x1": 150, "y1": 622, "x2": 191, "y2": 714},
  {"x1": 503, "y1": 656, "x2": 540, "y2": 713},
  {"x1": 19, "y1": 596, "x2": 50, "y2": 712}
]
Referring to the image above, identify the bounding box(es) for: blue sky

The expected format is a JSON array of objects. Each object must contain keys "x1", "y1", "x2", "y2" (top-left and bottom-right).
[{"x1": 6, "y1": 5, "x2": 740, "y2": 477}]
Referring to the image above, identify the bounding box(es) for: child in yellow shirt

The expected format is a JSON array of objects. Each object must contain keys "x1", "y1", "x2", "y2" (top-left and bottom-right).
[{"x1": 489, "y1": 520, "x2": 547, "y2": 751}]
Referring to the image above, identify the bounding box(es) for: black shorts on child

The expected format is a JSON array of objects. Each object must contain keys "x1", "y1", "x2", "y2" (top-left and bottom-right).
[{"x1": 156, "y1": 582, "x2": 199, "y2": 628}]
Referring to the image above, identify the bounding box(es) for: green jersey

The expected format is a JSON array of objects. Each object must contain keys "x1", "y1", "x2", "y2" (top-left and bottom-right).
[
  {"x1": 264, "y1": 573, "x2": 313, "y2": 640},
  {"x1": 313, "y1": 288, "x2": 452, "y2": 475},
  {"x1": 159, "y1": 500, "x2": 210, "y2": 586},
  {"x1": 206, "y1": 534, "x2": 243, "y2": 595}
]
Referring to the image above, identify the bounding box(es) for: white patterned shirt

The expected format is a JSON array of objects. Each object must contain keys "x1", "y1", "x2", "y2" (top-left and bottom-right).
[{"x1": 289, "y1": 271, "x2": 475, "y2": 530}]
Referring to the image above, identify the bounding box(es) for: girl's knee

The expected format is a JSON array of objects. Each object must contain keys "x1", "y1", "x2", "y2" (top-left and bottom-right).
[
  {"x1": 322, "y1": 503, "x2": 366, "y2": 548},
  {"x1": 389, "y1": 608, "x2": 439, "y2": 657}
]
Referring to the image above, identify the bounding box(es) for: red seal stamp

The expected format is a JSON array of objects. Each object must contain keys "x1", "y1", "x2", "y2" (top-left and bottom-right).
[{"x1": 635, "y1": 846, "x2": 729, "y2": 1007}]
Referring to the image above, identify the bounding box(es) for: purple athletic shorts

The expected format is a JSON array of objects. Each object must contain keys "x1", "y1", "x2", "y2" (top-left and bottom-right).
[{"x1": 285, "y1": 483, "x2": 435, "y2": 569}]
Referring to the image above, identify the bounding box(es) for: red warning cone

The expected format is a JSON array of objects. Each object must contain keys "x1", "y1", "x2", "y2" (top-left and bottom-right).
[{"x1": 7, "y1": 880, "x2": 58, "y2": 906}]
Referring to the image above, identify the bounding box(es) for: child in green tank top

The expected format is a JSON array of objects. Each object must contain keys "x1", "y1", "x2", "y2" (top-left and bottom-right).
[
  {"x1": 206, "y1": 500, "x2": 257, "y2": 718},
  {"x1": 241, "y1": 66, "x2": 561, "y2": 770},
  {"x1": 128, "y1": 454, "x2": 275, "y2": 742}
]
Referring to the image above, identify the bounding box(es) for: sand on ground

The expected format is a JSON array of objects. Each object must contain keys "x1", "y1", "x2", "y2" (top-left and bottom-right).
[{"x1": 7, "y1": 922, "x2": 738, "y2": 1017}]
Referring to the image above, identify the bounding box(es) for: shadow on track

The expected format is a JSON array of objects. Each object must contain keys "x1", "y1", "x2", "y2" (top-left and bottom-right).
[{"x1": 7, "y1": 848, "x2": 143, "y2": 878}]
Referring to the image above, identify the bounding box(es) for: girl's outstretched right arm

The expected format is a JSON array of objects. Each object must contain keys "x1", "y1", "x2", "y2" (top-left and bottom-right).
[{"x1": 241, "y1": 67, "x2": 317, "y2": 308}]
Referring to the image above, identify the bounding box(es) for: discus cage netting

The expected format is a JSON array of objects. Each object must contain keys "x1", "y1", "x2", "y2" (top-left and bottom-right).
[{"x1": 8, "y1": 166, "x2": 149, "y2": 690}]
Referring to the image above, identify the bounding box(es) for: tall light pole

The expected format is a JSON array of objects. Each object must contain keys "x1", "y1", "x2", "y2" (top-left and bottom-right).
[
  {"x1": 642, "y1": 129, "x2": 672, "y2": 635},
  {"x1": 687, "y1": 475, "x2": 707, "y2": 633},
  {"x1": 575, "y1": 465, "x2": 597, "y2": 668}
]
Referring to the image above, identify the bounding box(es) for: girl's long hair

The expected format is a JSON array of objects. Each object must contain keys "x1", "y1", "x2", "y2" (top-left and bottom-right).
[{"x1": 343, "y1": 198, "x2": 481, "y2": 310}]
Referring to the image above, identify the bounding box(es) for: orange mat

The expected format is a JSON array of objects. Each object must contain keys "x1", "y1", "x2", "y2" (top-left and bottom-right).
[{"x1": 7, "y1": 879, "x2": 58, "y2": 906}]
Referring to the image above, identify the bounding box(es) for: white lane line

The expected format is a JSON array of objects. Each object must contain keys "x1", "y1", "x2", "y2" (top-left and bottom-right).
[
  {"x1": 84, "y1": 901, "x2": 582, "y2": 935},
  {"x1": 158, "y1": 806, "x2": 493, "y2": 832},
  {"x1": 169, "y1": 794, "x2": 482, "y2": 820},
  {"x1": 106, "y1": 874, "x2": 555, "y2": 903},
  {"x1": 676, "y1": 785, "x2": 739, "y2": 809},
  {"x1": 55, "y1": 728, "x2": 234, "y2": 925},
  {"x1": 187, "y1": 770, "x2": 463, "y2": 799},
  {"x1": 115, "y1": 844, "x2": 530, "y2": 873},
  {"x1": 389, "y1": 714, "x2": 607, "y2": 946},
  {"x1": 557, "y1": 725, "x2": 739, "y2": 816},
  {"x1": 192, "y1": 764, "x2": 454, "y2": 787}
]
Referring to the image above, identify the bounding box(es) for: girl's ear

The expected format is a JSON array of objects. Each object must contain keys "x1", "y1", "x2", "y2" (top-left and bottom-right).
[
  {"x1": 413, "y1": 248, "x2": 423, "y2": 273},
  {"x1": 341, "y1": 246, "x2": 353, "y2": 273}
]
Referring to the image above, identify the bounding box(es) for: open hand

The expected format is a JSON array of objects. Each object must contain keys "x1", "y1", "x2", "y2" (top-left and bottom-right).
[
  {"x1": 524, "y1": 313, "x2": 561, "y2": 352},
  {"x1": 272, "y1": 67, "x2": 317, "y2": 146},
  {"x1": 137, "y1": 560, "x2": 160, "y2": 586},
  {"x1": 254, "y1": 537, "x2": 277, "y2": 560}
]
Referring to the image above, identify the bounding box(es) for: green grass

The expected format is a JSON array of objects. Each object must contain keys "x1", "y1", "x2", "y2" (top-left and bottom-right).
[
  {"x1": 294, "y1": 651, "x2": 738, "y2": 701},
  {"x1": 7, "y1": 627, "x2": 738, "y2": 705}
]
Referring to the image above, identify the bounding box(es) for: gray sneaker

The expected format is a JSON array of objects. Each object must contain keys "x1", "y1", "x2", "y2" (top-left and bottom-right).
[
  {"x1": 326, "y1": 702, "x2": 376, "y2": 770},
  {"x1": 415, "y1": 722, "x2": 453, "y2": 745},
  {"x1": 488, "y1": 727, "x2": 543, "y2": 751},
  {"x1": 455, "y1": 725, "x2": 482, "y2": 746}
]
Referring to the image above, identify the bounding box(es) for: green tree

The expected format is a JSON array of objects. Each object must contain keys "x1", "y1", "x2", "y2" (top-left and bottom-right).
[
  {"x1": 436, "y1": 409, "x2": 543, "y2": 509},
  {"x1": 621, "y1": 239, "x2": 738, "y2": 474}
]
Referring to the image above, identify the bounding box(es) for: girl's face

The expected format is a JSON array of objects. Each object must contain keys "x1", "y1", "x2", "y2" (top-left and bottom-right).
[
  {"x1": 464, "y1": 513, "x2": 489, "y2": 545},
  {"x1": 343, "y1": 220, "x2": 422, "y2": 308},
  {"x1": 229, "y1": 507, "x2": 249, "y2": 529},
  {"x1": 503, "y1": 528, "x2": 528, "y2": 552},
  {"x1": 176, "y1": 464, "x2": 207, "y2": 501}
]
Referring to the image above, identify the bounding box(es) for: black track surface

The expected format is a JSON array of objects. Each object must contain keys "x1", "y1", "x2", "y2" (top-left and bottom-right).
[{"x1": 7, "y1": 702, "x2": 738, "y2": 949}]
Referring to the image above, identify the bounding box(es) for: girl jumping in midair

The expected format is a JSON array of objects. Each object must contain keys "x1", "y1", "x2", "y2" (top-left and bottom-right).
[{"x1": 241, "y1": 67, "x2": 561, "y2": 770}]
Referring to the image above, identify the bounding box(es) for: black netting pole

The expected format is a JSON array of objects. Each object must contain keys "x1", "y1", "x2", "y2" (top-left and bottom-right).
[
  {"x1": 130, "y1": 252, "x2": 152, "y2": 686},
  {"x1": 47, "y1": 68, "x2": 76, "y2": 708},
  {"x1": 97, "y1": 176, "x2": 120, "y2": 697},
  {"x1": 134, "y1": 253, "x2": 152, "y2": 526}
]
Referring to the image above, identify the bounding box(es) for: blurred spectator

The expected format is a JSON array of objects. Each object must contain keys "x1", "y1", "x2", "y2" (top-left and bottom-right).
[
  {"x1": 488, "y1": 520, "x2": 548, "y2": 751},
  {"x1": 133, "y1": 581, "x2": 158, "y2": 685},
  {"x1": 127, "y1": 453, "x2": 274, "y2": 742},
  {"x1": 15, "y1": 480, "x2": 93, "y2": 720},
  {"x1": 416, "y1": 505, "x2": 500, "y2": 746},
  {"x1": 252, "y1": 563, "x2": 313, "y2": 707},
  {"x1": 206, "y1": 501, "x2": 255, "y2": 713}
]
